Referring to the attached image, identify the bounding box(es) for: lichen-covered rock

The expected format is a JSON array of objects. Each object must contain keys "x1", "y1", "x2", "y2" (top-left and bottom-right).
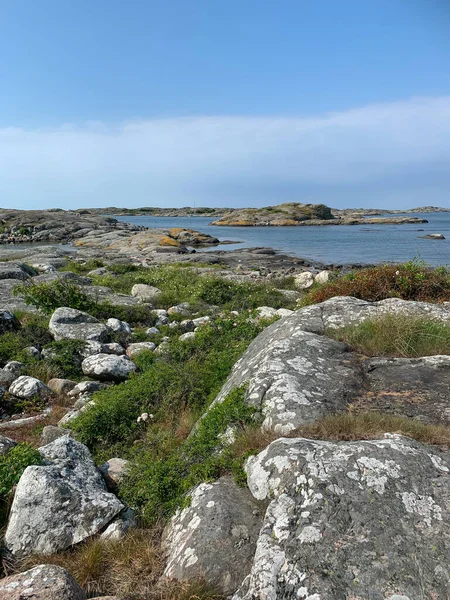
[
  {"x1": 106, "y1": 317, "x2": 132, "y2": 336},
  {"x1": 232, "y1": 435, "x2": 450, "y2": 600},
  {"x1": 314, "y1": 269, "x2": 331, "y2": 284},
  {"x1": 99, "y1": 457, "x2": 129, "y2": 488},
  {"x1": 81, "y1": 353, "x2": 137, "y2": 382},
  {"x1": 49, "y1": 307, "x2": 110, "y2": 342},
  {"x1": 163, "y1": 477, "x2": 264, "y2": 595},
  {"x1": 131, "y1": 283, "x2": 162, "y2": 302},
  {"x1": 9, "y1": 376, "x2": 53, "y2": 400},
  {"x1": 0, "y1": 262, "x2": 34, "y2": 280},
  {"x1": 4, "y1": 436, "x2": 123, "y2": 556},
  {"x1": 209, "y1": 297, "x2": 450, "y2": 433},
  {"x1": 0, "y1": 564, "x2": 86, "y2": 600},
  {"x1": 125, "y1": 342, "x2": 156, "y2": 358},
  {"x1": 294, "y1": 271, "x2": 314, "y2": 289}
]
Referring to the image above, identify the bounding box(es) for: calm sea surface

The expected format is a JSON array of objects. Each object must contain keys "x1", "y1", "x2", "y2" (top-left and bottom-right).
[{"x1": 113, "y1": 213, "x2": 450, "y2": 267}]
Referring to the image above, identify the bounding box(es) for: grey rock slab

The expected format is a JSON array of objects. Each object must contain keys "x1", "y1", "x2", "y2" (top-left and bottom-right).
[
  {"x1": 163, "y1": 477, "x2": 264, "y2": 596},
  {"x1": 47, "y1": 378, "x2": 77, "y2": 395},
  {"x1": 209, "y1": 297, "x2": 450, "y2": 434},
  {"x1": 357, "y1": 355, "x2": 450, "y2": 425},
  {"x1": 41, "y1": 425, "x2": 72, "y2": 445},
  {"x1": 233, "y1": 434, "x2": 450, "y2": 600},
  {"x1": 82, "y1": 353, "x2": 137, "y2": 382},
  {"x1": 4, "y1": 436, "x2": 123, "y2": 556},
  {"x1": 0, "y1": 261, "x2": 33, "y2": 280},
  {"x1": 49, "y1": 307, "x2": 110, "y2": 342},
  {"x1": 0, "y1": 564, "x2": 86, "y2": 600}
]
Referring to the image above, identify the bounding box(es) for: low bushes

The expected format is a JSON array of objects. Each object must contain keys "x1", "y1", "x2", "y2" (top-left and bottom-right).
[
  {"x1": 70, "y1": 313, "x2": 266, "y2": 454},
  {"x1": 92, "y1": 265, "x2": 291, "y2": 311},
  {"x1": 120, "y1": 386, "x2": 258, "y2": 523},
  {"x1": 0, "y1": 314, "x2": 51, "y2": 365},
  {"x1": 327, "y1": 314, "x2": 450, "y2": 358},
  {"x1": 300, "y1": 261, "x2": 450, "y2": 305}
]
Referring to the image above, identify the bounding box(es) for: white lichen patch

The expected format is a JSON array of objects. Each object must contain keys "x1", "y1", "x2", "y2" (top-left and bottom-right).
[
  {"x1": 298, "y1": 525, "x2": 321, "y2": 544},
  {"x1": 401, "y1": 492, "x2": 443, "y2": 527}
]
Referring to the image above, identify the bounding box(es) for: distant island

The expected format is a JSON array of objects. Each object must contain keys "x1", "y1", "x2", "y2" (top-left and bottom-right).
[{"x1": 88, "y1": 203, "x2": 447, "y2": 225}]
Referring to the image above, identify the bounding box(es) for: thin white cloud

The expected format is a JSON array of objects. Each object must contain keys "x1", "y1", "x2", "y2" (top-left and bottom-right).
[{"x1": 1, "y1": 96, "x2": 450, "y2": 209}]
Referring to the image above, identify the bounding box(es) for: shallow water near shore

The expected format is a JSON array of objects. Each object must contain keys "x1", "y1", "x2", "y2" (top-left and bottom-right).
[{"x1": 113, "y1": 212, "x2": 450, "y2": 266}]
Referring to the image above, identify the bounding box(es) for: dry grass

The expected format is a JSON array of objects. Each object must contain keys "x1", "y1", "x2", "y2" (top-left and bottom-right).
[
  {"x1": 295, "y1": 412, "x2": 450, "y2": 446},
  {"x1": 327, "y1": 314, "x2": 450, "y2": 358},
  {"x1": 0, "y1": 404, "x2": 68, "y2": 446},
  {"x1": 12, "y1": 529, "x2": 224, "y2": 600}
]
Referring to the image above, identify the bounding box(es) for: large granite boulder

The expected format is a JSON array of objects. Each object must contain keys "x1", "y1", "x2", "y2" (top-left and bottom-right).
[
  {"x1": 209, "y1": 297, "x2": 450, "y2": 433},
  {"x1": 0, "y1": 564, "x2": 85, "y2": 600},
  {"x1": 4, "y1": 436, "x2": 123, "y2": 556},
  {"x1": 163, "y1": 477, "x2": 264, "y2": 596},
  {"x1": 81, "y1": 353, "x2": 137, "y2": 382},
  {"x1": 230, "y1": 435, "x2": 450, "y2": 599},
  {"x1": 49, "y1": 307, "x2": 110, "y2": 342}
]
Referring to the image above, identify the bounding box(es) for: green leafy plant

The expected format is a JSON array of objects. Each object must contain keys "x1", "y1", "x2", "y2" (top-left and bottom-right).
[
  {"x1": 0, "y1": 443, "x2": 43, "y2": 497},
  {"x1": 119, "y1": 386, "x2": 258, "y2": 522}
]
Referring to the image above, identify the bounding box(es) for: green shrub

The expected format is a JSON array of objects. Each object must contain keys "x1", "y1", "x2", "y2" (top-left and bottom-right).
[
  {"x1": 14, "y1": 279, "x2": 96, "y2": 314},
  {"x1": 92, "y1": 265, "x2": 292, "y2": 310},
  {"x1": 42, "y1": 339, "x2": 87, "y2": 380},
  {"x1": 69, "y1": 313, "x2": 265, "y2": 454},
  {"x1": 120, "y1": 386, "x2": 258, "y2": 522},
  {"x1": 300, "y1": 260, "x2": 450, "y2": 306},
  {"x1": 0, "y1": 314, "x2": 51, "y2": 365},
  {"x1": 13, "y1": 280, "x2": 156, "y2": 326},
  {"x1": 0, "y1": 443, "x2": 43, "y2": 497},
  {"x1": 327, "y1": 314, "x2": 450, "y2": 358}
]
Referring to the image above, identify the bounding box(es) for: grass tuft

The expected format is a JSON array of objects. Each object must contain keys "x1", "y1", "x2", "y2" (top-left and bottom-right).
[{"x1": 327, "y1": 314, "x2": 450, "y2": 357}]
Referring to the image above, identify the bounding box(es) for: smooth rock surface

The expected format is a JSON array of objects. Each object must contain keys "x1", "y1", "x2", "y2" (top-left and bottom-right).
[
  {"x1": 126, "y1": 342, "x2": 156, "y2": 358},
  {"x1": 4, "y1": 436, "x2": 123, "y2": 556}
]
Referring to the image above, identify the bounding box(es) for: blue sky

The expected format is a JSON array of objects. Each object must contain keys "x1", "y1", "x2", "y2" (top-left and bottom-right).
[{"x1": 1, "y1": 0, "x2": 450, "y2": 209}]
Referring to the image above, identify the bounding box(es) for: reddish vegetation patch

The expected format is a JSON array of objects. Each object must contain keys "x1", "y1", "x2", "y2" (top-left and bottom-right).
[{"x1": 302, "y1": 263, "x2": 450, "y2": 305}]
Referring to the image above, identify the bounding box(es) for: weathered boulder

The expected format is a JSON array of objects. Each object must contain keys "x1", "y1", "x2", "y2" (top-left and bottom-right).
[
  {"x1": 0, "y1": 310, "x2": 20, "y2": 334},
  {"x1": 0, "y1": 564, "x2": 86, "y2": 600},
  {"x1": 41, "y1": 425, "x2": 72, "y2": 445},
  {"x1": 294, "y1": 271, "x2": 314, "y2": 289},
  {"x1": 9, "y1": 376, "x2": 52, "y2": 400},
  {"x1": 231, "y1": 435, "x2": 450, "y2": 600},
  {"x1": 47, "y1": 378, "x2": 77, "y2": 395},
  {"x1": 209, "y1": 297, "x2": 450, "y2": 433},
  {"x1": 106, "y1": 317, "x2": 132, "y2": 337},
  {"x1": 82, "y1": 353, "x2": 137, "y2": 382},
  {"x1": 0, "y1": 435, "x2": 16, "y2": 455},
  {"x1": 125, "y1": 342, "x2": 156, "y2": 359},
  {"x1": 314, "y1": 269, "x2": 331, "y2": 284},
  {"x1": 179, "y1": 331, "x2": 196, "y2": 342},
  {"x1": 168, "y1": 302, "x2": 191, "y2": 316},
  {"x1": 99, "y1": 457, "x2": 129, "y2": 489},
  {"x1": 100, "y1": 507, "x2": 135, "y2": 541},
  {"x1": 163, "y1": 477, "x2": 264, "y2": 596},
  {"x1": 256, "y1": 306, "x2": 277, "y2": 319},
  {"x1": 131, "y1": 283, "x2": 162, "y2": 302},
  {"x1": 49, "y1": 307, "x2": 110, "y2": 342},
  {"x1": 4, "y1": 436, "x2": 123, "y2": 556},
  {"x1": 420, "y1": 233, "x2": 445, "y2": 239}
]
